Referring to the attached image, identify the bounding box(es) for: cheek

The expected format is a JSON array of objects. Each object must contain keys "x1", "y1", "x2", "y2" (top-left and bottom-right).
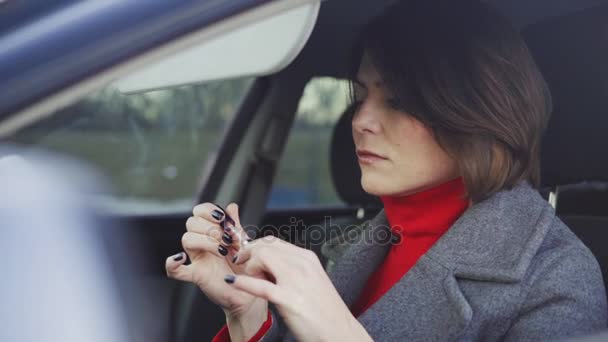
[
  {"x1": 388, "y1": 116, "x2": 456, "y2": 171},
  {"x1": 358, "y1": 112, "x2": 460, "y2": 196},
  {"x1": 384, "y1": 114, "x2": 426, "y2": 150}
]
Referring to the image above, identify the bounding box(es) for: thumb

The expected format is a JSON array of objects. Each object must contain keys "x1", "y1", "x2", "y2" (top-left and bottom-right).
[
  {"x1": 165, "y1": 252, "x2": 193, "y2": 283},
  {"x1": 225, "y1": 202, "x2": 242, "y2": 228},
  {"x1": 225, "y1": 203, "x2": 253, "y2": 246}
]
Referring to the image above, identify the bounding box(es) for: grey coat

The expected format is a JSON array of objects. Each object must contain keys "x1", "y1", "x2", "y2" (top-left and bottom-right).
[{"x1": 261, "y1": 182, "x2": 608, "y2": 341}]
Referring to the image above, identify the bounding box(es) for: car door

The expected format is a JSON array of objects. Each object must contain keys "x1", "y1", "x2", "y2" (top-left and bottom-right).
[{"x1": 0, "y1": 1, "x2": 320, "y2": 341}]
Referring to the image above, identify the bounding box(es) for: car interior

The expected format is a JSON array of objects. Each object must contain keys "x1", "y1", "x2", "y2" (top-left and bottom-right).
[
  {"x1": 166, "y1": 1, "x2": 608, "y2": 340},
  {"x1": 2, "y1": 0, "x2": 608, "y2": 341}
]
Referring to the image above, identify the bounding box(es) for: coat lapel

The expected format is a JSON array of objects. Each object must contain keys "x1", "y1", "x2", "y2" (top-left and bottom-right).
[
  {"x1": 327, "y1": 212, "x2": 393, "y2": 307},
  {"x1": 356, "y1": 254, "x2": 473, "y2": 341},
  {"x1": 325, "y1": 181, "x2": 555, "y2": 340}
]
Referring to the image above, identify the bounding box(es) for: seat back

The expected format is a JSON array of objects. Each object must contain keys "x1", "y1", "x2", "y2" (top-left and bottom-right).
[
  {"x1": 525, "y1": 4, "x2": 608, "y2": 294},
  {"x1": 555, "y1": 183, "x2": 608, "y2": 290}
]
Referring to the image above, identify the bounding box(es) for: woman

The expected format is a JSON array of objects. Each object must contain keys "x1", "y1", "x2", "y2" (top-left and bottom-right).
[{"x1": 166, "y1": 0, "x2": 607, "y2": 340}]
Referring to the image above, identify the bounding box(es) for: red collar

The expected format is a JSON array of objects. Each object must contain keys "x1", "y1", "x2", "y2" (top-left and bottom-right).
[{"x1": 380, "y1": 177, "x2": 469, "y2": 238}]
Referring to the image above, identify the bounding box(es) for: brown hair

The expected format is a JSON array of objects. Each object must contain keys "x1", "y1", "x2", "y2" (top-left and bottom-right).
[{"x1": 351, "y1": 0, "x2": 552, "y2": 203}]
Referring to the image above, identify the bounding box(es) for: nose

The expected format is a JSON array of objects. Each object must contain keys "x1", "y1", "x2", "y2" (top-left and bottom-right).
[{"x1": 352, "y1": 102, "x2": 381, "y2": 135}]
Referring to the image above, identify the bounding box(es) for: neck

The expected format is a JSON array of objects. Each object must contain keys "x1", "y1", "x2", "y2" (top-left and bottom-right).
[{"x1": 380, "y1": 177, "x2": 469, "y2": 237}]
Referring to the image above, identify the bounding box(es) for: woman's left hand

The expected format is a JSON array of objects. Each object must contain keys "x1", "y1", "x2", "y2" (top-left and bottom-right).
[{"x1": 225, "y1": 236, "x2": 373, "y2": 342}]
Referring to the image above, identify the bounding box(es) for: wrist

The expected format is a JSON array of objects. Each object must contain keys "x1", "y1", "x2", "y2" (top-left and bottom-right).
[{"x1": 225, "y1": 298, "x2": 268, "y2": 342}]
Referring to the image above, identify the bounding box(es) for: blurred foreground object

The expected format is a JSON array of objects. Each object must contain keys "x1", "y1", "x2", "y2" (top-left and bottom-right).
[{"x1": 0, "y1": 146, "x2": 130, "y2": 342}]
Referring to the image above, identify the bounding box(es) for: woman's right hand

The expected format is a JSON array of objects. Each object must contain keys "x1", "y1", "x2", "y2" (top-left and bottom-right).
[{"x1": 165, "y1": 202, "x2": 268, "y2": 322}]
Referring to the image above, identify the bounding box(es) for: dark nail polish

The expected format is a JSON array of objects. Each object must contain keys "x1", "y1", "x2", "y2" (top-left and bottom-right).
[
  {"x1": 224, "y1": 274, "x2": 236, "y2": 284},
  {"x1": 211, "y1": 209, "x2": 224, "y2": 221},
  {"x1": 173, "y1": 253, "x2": 184, "y2": 261},
  {"x1": 218, "y1": 245, "x2": 228, "y2": 256},
  {"x1": 211, "y1": 202, "x2": 226, "y2": 212},
  {"x1": 222, "y1": 233, "x2": 233, "y2": 244},
  {"x1": 232, "y1": 255, "x2": 238, "y2": 263}
]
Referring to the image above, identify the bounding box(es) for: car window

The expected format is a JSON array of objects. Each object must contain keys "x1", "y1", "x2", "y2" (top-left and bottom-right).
[
  {"x1": 267, "y1": 77, "x2": 350, "y2": 209},
  {"x1": 9, "y1": 78, "x2": 254, "y2": 214}
]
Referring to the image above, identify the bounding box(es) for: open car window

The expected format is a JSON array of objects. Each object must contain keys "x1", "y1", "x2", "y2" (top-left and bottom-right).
[{"x1": 8, "y1": 78, "x2": 254, "y2": 214}]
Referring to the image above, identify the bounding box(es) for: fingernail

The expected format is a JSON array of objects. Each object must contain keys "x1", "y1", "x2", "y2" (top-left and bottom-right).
[
  {"x1": 222, "y1": 233, "x2": 233, "y2": 244},
  {"x1": 173, "y1": 252, "x2": 184, "y2": 261},
  {"x1": 218, "y1": 245, "x2": 228, "y2": 256},
  {"x1": 211, "y1": 209, "x2": 224, "y2": 221},
  {"x1": 232, "y1": 255, "x2": 238, "y2": 263},
  {"x1": 224, "y1": 274, "x2": 236, "y2": 284}
]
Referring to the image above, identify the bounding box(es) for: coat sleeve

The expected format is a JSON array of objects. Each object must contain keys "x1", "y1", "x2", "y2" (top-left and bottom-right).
[
  {"x1": 504, "y1": 241, "x2": 608, "y2": 341},
  {"x1": 212, "y1": 310, "x2": 274, "y2": 342}
]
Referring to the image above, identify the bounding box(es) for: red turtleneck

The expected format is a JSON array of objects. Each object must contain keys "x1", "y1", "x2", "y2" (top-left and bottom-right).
[
  {"x1": 213, "y1": 177, "x2": 469, "y2": 341},
  {"x1": 351, "y1": 176, "x2": 469, "y2": 317}
]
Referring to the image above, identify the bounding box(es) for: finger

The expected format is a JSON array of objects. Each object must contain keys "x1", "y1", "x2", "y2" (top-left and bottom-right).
[
  {"x1": 219, "y1": 202, "x2": 236, "y2": 228},
  {"x1": 165, "y1": 252, "x2": 193, "y2": 282},
  {"x1": 186, "y1": 217, "x2": 236, "y2": 252},
  {"x1": 185, "y1": 216, "x2": 223, "y2": 241},
  {"x1": 232, "y1": 238, "x2": 255, "y2": 265},
  {"x1": 233, "y1": 236, "x2": 286, "y2": 265},
  {"x1": 224, "y1": 274, "x2": 285, "y2": 305},
  {"x1": 240, "y1": 253, "x2": 280, "y2": 285},
  {"x1": 225, "y1": 203, "x2": 241, "y2": 228},
  {"x1": 224, "y1": 203, "x2": 253, "y2": 248},
  {"x1": 233, "y1": 240, "x2": 291, "y2": 286},
  {"x1": 181, "y1": 232, "x2": 230, "y2": 259},
  {"x1": 192, "y1": 202, "x2": 227, "y2": 224}
]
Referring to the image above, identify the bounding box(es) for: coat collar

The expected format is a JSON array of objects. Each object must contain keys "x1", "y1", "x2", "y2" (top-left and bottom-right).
[
  {"x1": 325, "y1": 181, "x2": 556, "y2": 340},
  {"x1": 425, "y1": 180, "x2": 554, "y2": 282},
  {"x1": 328, "y1": 181, "x2": 555, "y2": 284}
]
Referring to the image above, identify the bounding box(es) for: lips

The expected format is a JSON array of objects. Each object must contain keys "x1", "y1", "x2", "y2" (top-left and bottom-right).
[{"x1": 356, "y1": 149, "x2": 389, "y2": 164}]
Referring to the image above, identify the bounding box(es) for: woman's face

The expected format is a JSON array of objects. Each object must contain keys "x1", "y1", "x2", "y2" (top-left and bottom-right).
[{"x1": 352, "y1": 53, "x2": 460, "y2": 197}]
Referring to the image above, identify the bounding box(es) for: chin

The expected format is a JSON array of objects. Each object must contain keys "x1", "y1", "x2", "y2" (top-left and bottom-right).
[{"x1": 360, "y1": 174, "x2": 393, "y2": 197}]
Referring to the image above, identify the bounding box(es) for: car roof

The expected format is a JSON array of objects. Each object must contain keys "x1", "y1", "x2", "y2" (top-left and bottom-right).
[{"x1": 0, "y1": 0, "x2": 272, "y2": 119}]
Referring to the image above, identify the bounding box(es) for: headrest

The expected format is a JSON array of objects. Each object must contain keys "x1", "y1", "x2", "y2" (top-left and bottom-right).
[
  {"x1": 330, "y1": 105, "x2": 382, "y2": 207},
  {"x1": 524, "y1": 4, "x2": 608, "y2": 186},
  {"x1": 555, "y1": 182, "x2": 608, "y2": 216}
]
